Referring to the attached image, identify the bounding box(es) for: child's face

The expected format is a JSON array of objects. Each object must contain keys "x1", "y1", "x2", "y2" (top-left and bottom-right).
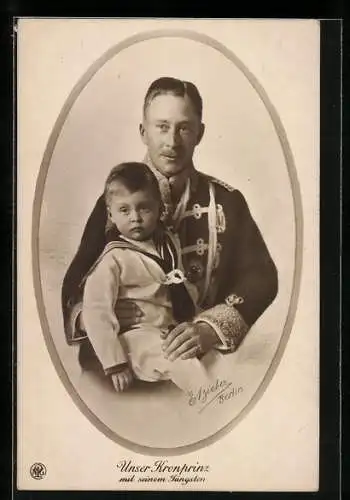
[{"x1": 108, "y1": 182, "x2": 160, "y2": 241}]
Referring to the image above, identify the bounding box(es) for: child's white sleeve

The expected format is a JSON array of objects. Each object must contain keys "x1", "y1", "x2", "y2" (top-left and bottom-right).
[{"x1": 82, "y1": 252, "x2": 128, "y2": 373}]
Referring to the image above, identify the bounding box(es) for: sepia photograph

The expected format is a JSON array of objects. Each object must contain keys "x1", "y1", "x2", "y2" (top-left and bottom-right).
[
  {"x1": 33, "y1": 27, "x2": 300, "y2": 451},
  {"x1": 17, "y1": 18, "x2": 319, "y2": 491}
]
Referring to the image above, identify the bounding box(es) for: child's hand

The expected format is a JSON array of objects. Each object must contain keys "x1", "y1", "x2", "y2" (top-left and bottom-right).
[{"x1": 111, "y1": 366, "x2": 134, "y2": 392}]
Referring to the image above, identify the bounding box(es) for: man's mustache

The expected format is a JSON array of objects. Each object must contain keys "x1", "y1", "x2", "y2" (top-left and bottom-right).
[{"x1": 161, "y1": 149, "x2": 183, "y2": 157}]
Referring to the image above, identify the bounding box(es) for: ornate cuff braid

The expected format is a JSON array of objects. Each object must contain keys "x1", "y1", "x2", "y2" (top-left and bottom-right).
[{"x1": 194, "y1": 301, "x2": 249, "y2": 352}]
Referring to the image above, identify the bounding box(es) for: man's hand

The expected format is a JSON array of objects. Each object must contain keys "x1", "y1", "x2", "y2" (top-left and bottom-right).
[
  {"x1": 161, "y1": 322, "x2": 219, "y2": 361},
  {"x1": 115, "y1": 299, "x2": 144, "y2": 330}
]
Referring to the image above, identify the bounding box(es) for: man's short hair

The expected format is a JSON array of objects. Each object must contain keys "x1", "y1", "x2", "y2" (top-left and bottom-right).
[
  {"x1": 104, "y1": 162, "x2": 162, "y2": 206},
  {"x1": 143, "y1": 77, "x2": 203, "y2": 121}
]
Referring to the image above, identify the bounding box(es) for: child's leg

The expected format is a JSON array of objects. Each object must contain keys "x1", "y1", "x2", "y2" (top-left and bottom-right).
[
  {"x1": 120, "y1": 326, "x2": 172, "y2": 382},
  {"x1": 121, "y1": 326, "x2": 213, "y2": 392},
  {"x1": 166, "y1": 357, "x2": 211, "y2": 393}
]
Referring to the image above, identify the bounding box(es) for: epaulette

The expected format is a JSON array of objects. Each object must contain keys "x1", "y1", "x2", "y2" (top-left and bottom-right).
[{"x1": 204, "y1": 174, "x2": 235, "y2": 192}]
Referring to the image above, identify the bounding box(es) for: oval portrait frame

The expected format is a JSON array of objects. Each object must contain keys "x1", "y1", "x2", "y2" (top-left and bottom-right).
[{"x1": 32, "y1": 29, "x2": 303, "y2": 456}]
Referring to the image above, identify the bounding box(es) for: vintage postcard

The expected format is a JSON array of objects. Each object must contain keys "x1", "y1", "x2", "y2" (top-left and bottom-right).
[{"x1": 16, "y1": 18, "x2": 320, "y2": 491}]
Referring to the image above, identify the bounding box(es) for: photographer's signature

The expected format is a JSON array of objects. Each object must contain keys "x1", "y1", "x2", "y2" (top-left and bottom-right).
[{"x1": 188, "y1": 379, "x2": 243, "y2": 413}]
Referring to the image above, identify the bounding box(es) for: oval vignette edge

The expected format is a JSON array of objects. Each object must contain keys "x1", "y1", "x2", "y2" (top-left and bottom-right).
[{"x1": 31, "y1": 28, "x2": 303, "y2": 456}]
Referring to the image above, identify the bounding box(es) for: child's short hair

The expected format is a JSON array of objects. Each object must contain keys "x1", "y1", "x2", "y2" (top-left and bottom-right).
[
  {"x1": 143, "y1": 77, "x2": 203, "y2": 121},
  {"x1": 104, "y1": 162, "x2": 162, "y2": 207}
]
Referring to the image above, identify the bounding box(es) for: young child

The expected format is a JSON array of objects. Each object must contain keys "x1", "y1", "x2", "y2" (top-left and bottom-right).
[{"x1": 81, "y1": 162, "x2": 208, "y2": 393}]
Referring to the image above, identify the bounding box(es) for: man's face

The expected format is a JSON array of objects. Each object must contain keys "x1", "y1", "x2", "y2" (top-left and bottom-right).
[
  {"x1": 140, "y1": 93, "x2": 205, "y2": 177},
  {"x1": 108, "y1": 182, "x2": 160, "y2": 241}
]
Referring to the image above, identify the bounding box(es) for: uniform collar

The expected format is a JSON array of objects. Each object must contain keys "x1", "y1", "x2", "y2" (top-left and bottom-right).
[
  {"x1": 142, "y1": 155, "x2": 199, "y2": 228},
  {"x1": 143, "y1": 154, "x2": 199, "y2": 196}
]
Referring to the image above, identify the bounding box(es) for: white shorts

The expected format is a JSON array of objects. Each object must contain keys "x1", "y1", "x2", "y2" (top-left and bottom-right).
[{"x1": 120, "y1": 325, "x2": 209, "y2": 392}]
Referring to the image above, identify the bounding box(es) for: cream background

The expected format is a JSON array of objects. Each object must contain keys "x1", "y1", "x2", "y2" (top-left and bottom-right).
[{"x1": 17, "y1": 18, "x2": 319, "y2": 491}]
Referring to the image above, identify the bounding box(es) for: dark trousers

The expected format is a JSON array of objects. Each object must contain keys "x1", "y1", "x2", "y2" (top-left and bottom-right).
[{"x1": 78, "y1": 339, "x2": 103, "y2": 373}]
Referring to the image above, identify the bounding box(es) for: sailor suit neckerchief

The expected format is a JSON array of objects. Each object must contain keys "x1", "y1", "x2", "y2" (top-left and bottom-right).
[{"x1": 92, "y1": 228, "x2": 196, "y2": 324}]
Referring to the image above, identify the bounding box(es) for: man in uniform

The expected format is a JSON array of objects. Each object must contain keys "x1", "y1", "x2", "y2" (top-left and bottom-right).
[{"x1": 62, "y1": 77, "x2": 278, "y2": 367}]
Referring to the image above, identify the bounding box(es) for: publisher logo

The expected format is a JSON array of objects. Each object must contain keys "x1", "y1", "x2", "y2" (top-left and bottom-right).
[{"x1": 30, "y1": 462, "x2": 47, "y2": 480}]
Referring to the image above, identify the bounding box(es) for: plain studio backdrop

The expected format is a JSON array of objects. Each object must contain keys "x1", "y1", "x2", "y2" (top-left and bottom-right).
[{"x1": 36, "y1": 35, "x2": 296, "y2": 450}]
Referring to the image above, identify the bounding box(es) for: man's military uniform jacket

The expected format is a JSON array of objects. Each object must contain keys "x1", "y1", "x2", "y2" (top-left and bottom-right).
[{"x1": 62, "y1": 165, "x2": 278, "y2": 353}]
